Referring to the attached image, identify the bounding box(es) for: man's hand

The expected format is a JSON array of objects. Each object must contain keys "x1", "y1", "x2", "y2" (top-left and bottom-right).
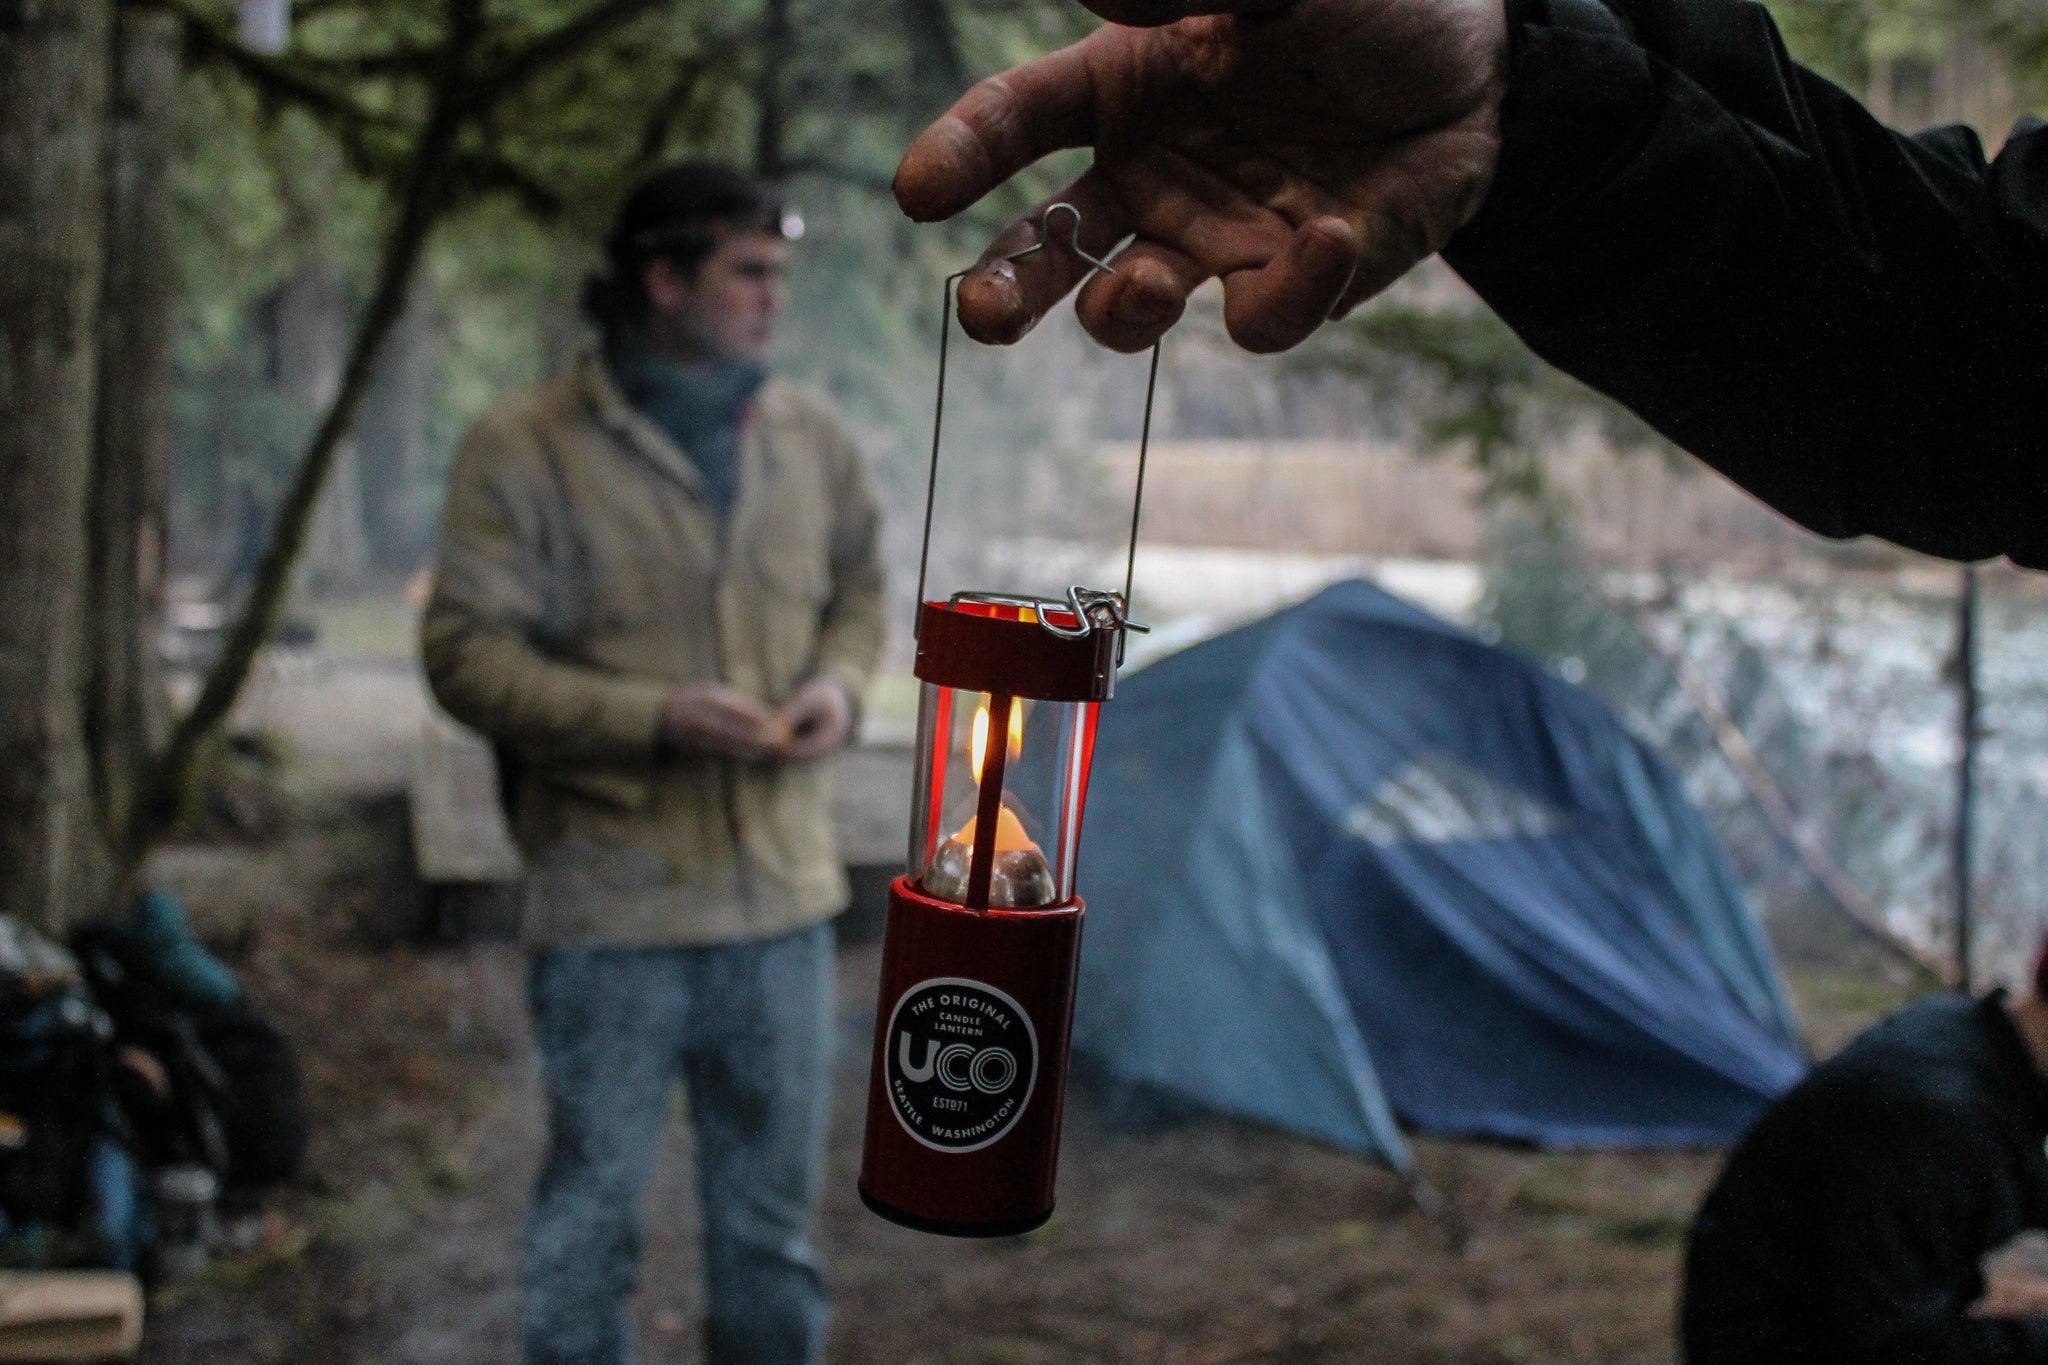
[
  {"x1": 660, "y1": 683, "x2": 792, "y2": 761},
  {"x1": 774, "y1": 677, "x2": 855, "y2": 763},
  {"x1": 1972, "y1": 1273, "x2": 2048, "y2": 1318},
  {"x1": 893, "y1": 0, "x2": 1508, "y2": 354}
]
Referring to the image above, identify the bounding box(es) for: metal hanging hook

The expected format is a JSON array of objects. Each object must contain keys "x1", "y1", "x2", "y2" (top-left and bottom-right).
[
  {"x1": 914, "y1": 202, "x2": 1157, "y2": 655},
  {"x1": 1001, "y1": 201, "x2": 1119, "y2": 276}
]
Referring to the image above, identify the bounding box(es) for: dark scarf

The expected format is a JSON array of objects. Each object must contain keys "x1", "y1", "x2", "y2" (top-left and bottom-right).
[{"x1": 603, "y1": 332, "x2": 766, "y2": 523}]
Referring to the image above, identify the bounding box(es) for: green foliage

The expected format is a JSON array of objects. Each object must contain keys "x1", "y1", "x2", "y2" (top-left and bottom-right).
[
  {"x1": 174, "y1": 81, "x2": 299, "y2": 369},
  {"x1": 1761, "y1": 0, "x2": 2048, "y2": 105},
  {"x1": 173, "y1": 69, "x2": 392, "y2": 563},
  {"x1": 165, "y1": 0, "x2": 2048, "y2": 591},
  {"x1": 166, "y1": 0, "x2": 1092, "y2": 581},
  {"x1": 1285, "y1": 290, "x2": 1681, "y2": 509},
  {"x1": 417, "y1": 201, "x2": 560, "y2": 480},
  {"x1": 1762, "y1": 0, "x2": 1950, "y2": 89},
  {"x1": 1982, "y1": 0, "x2": 2048, "y2": 94}
]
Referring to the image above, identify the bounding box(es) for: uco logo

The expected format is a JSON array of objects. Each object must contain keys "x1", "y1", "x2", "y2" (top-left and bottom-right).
[{"x1": 883, "y1": 978, "x2": 1037, "y2": 1153}]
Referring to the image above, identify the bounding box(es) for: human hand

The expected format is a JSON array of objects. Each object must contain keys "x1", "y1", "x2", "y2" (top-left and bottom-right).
[
  {"x1": 660, "y1": 683, "x2": 791, "y2": 761},
  {"x1": 775, "y1": 677, "x2": 854, "y2": 762},
  {"x1": 1973, "y1": 1273, "x2": 2048, "y2": 1318},
  {"x1": 893, "y1": 0, "x2": 1509, "y2": 354}
]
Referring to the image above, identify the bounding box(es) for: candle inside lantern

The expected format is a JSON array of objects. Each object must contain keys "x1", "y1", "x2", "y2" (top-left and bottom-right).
[{"x1": 920, "y1": 696, "x2": 1057, "y2": 907}]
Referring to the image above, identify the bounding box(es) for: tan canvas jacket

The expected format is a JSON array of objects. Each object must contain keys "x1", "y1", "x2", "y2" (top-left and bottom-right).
[{"x1": 421, "y1": 354, "x2": 886, "y2": 947}]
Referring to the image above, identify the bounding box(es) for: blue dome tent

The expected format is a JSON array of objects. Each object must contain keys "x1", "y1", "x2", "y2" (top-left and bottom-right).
[{"x1": 1057, "y1": 580, "x2": 1806, "y2": 1169}]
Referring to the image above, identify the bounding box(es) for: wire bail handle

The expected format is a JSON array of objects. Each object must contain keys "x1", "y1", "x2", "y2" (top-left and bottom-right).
[{"x1": 912, "y1": 202, "x2": 1160, "y2": 658}]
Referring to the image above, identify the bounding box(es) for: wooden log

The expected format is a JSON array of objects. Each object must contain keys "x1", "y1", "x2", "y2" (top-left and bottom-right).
[
  {"x1": 409, "y1": 710, "x2": 523, "y2": 942},
  {"x1": 409, "y1": 710, "x2": 523, "y2": 887},
  {"x1": 0, "y1": 1271, "x2": 143, "y2": 1361}
]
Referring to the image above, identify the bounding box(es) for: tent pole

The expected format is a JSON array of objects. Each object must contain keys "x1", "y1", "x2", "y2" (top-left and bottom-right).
[
  {"x1": 1404, "y1": 1172, "x2": 1469, "y2": 1254},
  {"x1": 1955, "y1": 562, "x2": 1979, "y2": 994}
]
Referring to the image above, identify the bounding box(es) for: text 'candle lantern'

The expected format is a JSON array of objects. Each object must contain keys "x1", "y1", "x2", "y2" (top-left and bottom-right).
[{"x1": 860, "y1": 205, "x2": 1156, "y2": 1237}]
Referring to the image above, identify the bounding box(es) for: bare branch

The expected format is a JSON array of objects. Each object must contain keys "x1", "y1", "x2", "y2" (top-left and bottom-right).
[
  {"x1": 899, "y1": 0, "x2": 970, "y2": 93},
  {"x1": 468, "y1": 0, "x2": 669, "y2": 110},
  {"x1": 450, "y1": 0, "x2": 485, "y2": 50},
  {"x1": 165, "y1": 2, "x2": 369, "y2": 123},
  {"x1": 631, "y1": 35, "x2": 745, "y2": 169},
  {"x1": 282, "y1": 45, "x2": 441, "y2": 78},
  {"x1": 165, "y1": 0, "x2": 410, "y2": 176},
  {"x1": 448, "y1": 151, "x2": 566, "y2": 221},
  {"x1": 635, "y1": 65, "x2": 708, "y2": 166}
]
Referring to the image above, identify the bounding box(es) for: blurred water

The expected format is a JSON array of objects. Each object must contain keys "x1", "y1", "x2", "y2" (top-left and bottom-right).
[{"x1": 1658, "y1": 574, "x2": 2048, "y2": 978}]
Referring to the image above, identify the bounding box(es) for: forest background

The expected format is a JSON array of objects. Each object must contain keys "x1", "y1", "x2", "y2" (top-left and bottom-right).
[{"x1": 3, "y1": 0, "x2": 2047, "y2": 971}]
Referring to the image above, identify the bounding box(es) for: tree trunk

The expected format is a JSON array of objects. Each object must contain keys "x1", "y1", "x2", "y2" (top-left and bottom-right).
[
  {"x1": 308, "y1": 433, "x2": 368, "y2": 594},
  {"x1": 90, "y1": 4, "x2": 179, "y2": 848},
  {"x1": 357, "y1": 278, "x2": 431, "y2": 572},
  {"x1": 755, "y1": 0, "x2": 789, "y2": 178},
  {"x1": 269, "y1": 260, "x2": 368, "y2": 595},
  {"x1": 0, "y1": 0, "x2": 114, "y2": 934}
]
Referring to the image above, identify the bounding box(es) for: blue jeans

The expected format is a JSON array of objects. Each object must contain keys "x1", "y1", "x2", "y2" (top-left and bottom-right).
[{"x1": 521, "y1": 924, "x2": 834, "y2": 1365}]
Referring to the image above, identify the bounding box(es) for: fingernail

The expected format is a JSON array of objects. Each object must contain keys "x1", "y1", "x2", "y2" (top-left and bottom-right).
[{"x1": 1119, "y1": 284, "x2": 1177, "y2": 328}]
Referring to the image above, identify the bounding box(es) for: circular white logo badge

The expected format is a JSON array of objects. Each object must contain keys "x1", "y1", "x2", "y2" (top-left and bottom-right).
[{"x1": 882, "y1": 977, "x2": 1038, "y2": 1153}]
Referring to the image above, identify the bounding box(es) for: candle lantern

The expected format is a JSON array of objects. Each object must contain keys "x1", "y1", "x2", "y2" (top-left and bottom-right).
[{"x1": 859, "y1": 206, "x2": 1157, "y2": 1237}]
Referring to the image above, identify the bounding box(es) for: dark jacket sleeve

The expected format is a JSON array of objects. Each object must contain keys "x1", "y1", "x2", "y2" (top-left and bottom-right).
[
  {"x1": 1440, "y1": 0, "x2": 2048, "y2": 567},
  {"x1": 1684, "y1": 1091, "x2": 2048, "y2": 1363}
]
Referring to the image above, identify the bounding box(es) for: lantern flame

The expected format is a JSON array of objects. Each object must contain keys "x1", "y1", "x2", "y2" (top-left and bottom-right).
[
  {"x1": 952, "y1": 806, "x2": 1038, "y2": 852},
  {"x1": 968, "y1": 699, "x2": 1026, "y2": 785},
  {"x1": 923, "y1": 692, "x2": 1055, "y2": 907}
]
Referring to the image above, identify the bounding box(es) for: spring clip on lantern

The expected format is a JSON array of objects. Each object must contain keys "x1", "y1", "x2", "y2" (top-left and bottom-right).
[{"x1": 859, "y1": 205, "x2": 1158, "y2": 1237}]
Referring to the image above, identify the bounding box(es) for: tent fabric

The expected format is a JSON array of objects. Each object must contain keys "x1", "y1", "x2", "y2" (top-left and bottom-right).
[{"x1": 1066, "y1": 580, "x2": 1807, "y2": 1167}]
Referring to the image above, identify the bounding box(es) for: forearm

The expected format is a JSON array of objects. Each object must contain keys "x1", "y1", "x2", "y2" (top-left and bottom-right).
[
  {"x1": 423, "y1": 417, "x2": 674, "y2": 768},
  {"x1": 420, "y1": 610, "x2": 669, "y2": 768},
  {"x1": 1443, "y1": 0, "x2": 2048, "y2": 566}
]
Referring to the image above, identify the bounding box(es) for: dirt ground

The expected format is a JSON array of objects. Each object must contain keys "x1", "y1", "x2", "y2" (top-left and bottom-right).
[{"x1": 132, "y1": 652, "x2": 1916, "y2": 1365}]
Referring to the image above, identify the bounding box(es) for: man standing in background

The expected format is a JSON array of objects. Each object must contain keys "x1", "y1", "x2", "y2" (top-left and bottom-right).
[{"x1": 421, "y1": 161, "x2": 885, "y2": 1365}]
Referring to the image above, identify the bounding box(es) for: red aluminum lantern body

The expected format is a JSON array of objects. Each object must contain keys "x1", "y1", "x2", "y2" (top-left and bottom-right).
[{"x1": 859, "y1": 594, "x2": 1119, "y2": 1236}]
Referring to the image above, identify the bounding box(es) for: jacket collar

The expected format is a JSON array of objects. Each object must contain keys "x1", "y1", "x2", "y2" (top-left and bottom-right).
[
  {"x1": 571, "y1": 351, "x2": 782, "y2": 566},
  {"x1": 573, "y1": 351, "x2": 708, "y2": 497}
]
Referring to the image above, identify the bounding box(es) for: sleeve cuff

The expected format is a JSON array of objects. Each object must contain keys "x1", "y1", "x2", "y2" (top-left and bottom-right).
[
  {"x1": 595, "y1": 678, "x2": 673, "y2": 761},
  {"x1": 810, "y1": 661, "x2": 870, "y2": 736},
  {"x1": 1447, "y1": 0, "x2": 1653, "y2": 261}
]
